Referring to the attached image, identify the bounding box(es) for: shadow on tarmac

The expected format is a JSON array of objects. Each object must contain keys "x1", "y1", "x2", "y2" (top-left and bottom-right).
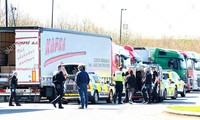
[{"x1": 0, "y1": 109, "x2": 49, "y2": 115}]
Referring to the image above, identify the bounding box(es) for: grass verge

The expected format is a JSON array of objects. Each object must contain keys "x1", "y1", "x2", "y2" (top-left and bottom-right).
[{"x1": 167, "y1": 106, "x2": 200, "y2": 113}]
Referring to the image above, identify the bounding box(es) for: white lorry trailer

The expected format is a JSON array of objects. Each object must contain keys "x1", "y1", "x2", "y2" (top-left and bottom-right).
[{"x1": 0, "y1": 27, "x2": 112, "y2": 102}]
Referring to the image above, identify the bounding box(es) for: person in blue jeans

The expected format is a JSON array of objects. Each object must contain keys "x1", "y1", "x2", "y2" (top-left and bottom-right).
[{"x1": 76, "y1": 65, "x2": 90, "y2": 109}]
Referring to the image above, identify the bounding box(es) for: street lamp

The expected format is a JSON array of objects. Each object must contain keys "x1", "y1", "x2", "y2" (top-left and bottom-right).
[
  {"x1": 5, "y1": 0, "x2": 8, "y2": 27},
  {"x1": 51, "y1": 0, "x2": 54, "y2": 28},
  {"x1": 119, "y1": 9, "x2": 127, "y2": 45}
]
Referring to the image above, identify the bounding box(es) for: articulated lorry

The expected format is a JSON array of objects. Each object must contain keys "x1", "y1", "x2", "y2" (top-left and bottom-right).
[
  {"x1": 0, "y1": 27, "x2": 113, "y2": 102},
  {"x1": 180, "y1": 51, "x2": 200, "y2": 90}
]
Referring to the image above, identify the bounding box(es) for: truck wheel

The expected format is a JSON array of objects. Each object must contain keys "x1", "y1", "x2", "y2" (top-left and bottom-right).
[
  {"x1": 91, "y1": 91, "x2": 99, "y2": 104},
  {"x1": 106, "y1": 90, "x2": 113, "y2": 103},
  {"x1": 181, "y1": 87, "x2": 186, "y2": 97},
  {"x1": 163, "y1": 89, "x2": 167, "y2": 100}
]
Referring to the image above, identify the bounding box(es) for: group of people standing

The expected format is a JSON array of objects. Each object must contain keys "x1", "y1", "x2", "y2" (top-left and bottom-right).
[
  {"x1": 113, "y1": 66, "x2": 159, "y2": 104},
  {"x1": 8, "y1": 64, "x2": 159, "y2": 108}
]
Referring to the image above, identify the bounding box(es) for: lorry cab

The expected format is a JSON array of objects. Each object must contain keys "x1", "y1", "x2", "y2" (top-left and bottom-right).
[
  {"x1": 180, "y1": 51, "x2": 200, "y2": 90},
  {"x1": 152, "y1": 48, "x2": 188, "y2": 92},
  {"x1": 62, "y1": 63, "x2": 114, "y2": 104}
]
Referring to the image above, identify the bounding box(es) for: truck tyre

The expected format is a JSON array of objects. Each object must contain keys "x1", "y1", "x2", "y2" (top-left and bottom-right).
[
  {"x1": 106, "y1": 90, "x2": 113, "y2": 103},
  {"x1": 91, "y1": 91, "x2": 99, "y2": 104},
  {"x1": 181, "y1": 87, "x2": 186, "y2": 97},
  {"x1": 163, "y1": 89, "x2": 167, "y2": 100}
]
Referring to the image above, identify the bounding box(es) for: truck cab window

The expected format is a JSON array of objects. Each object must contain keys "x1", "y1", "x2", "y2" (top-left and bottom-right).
[
  {"x1": 179, "y1": 59, "x2": 187, "y2": 70},
  {"x1": 158, "y1": 50, "x2": 167, "y2": 55},
  {"x1": 168, "y1": 59, "x2": 177, "y2": 69},
  {"x1": 187, "y1": 59, "x2": 193, "y2": 70}
]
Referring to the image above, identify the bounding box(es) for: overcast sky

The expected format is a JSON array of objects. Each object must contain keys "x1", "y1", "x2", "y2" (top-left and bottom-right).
[{"x1": 1, "y1": 0, "x2": 200, "y2": 38}]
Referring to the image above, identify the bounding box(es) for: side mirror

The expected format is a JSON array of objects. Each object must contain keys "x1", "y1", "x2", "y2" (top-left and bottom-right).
[{"x1": 106, "y1": 81, "x2": 110, "y2": 84}]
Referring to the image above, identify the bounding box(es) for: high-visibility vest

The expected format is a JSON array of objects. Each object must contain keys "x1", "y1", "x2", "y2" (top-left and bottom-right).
[{"x1": 114, "y1": 71, "x2": 124, "y2": 82}]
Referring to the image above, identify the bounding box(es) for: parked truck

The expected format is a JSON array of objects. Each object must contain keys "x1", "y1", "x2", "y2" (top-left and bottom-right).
[
  {"x1": 180, "y1": 51, "x2": 200, "y2": 90},
  {"x1": 0, "y1": 26, "x2": 113, "y2": 102}
]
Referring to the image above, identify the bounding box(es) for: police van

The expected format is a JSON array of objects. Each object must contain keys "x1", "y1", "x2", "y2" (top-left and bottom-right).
[{"x1": 62, "y1": 63, "x2": 114, "y2": 104}]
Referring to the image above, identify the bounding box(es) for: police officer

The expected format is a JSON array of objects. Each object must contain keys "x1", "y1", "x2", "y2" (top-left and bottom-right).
[
  {"x1": 142, "y1": 67, "x2": 152, "y2": 104},
  {"x1": 151, "y1": 68, "x2": 159, "y2": 103},
  {"x1": 51, "y1": 65, "x2": 66, "y2": 109},
  {"x1": 9, "y1": 71, "x2": 21, "y2": 106},
  {"x1": 113, "y1": 66, "x2": 125, "y2": 104}
]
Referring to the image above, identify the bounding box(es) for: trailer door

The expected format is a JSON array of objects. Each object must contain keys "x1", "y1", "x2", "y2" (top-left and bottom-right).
[{"x1": 15, "y1": 29, "x2": 40, "y2": 84}]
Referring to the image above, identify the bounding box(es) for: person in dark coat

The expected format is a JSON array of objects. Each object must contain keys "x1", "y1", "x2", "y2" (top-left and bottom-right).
[
  {"x1": 76, "y1": 65, "x2": 90, "y2": 109},
  {"x1": 142, "y1": 67, "x2": 153, "y2": 104},
  {"x1": 9, "y1": 71, "x2": 21, "y2": 106},
  {"x1": 151, "y1": 68, "x2": 159, "y2": 103},
  {"x1": 124, "y1": 70, "x2": 130, "y2": 103},
  {"x1": 51, "y1": 64, "x2": 66, "y2": 109},
  {"x1": 125, "y1": 69, "x2": 136, "y2": 104}
]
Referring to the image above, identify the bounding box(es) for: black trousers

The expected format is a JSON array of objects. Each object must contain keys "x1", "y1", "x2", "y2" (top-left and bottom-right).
[
  {"x1": 124, "y1": 89, "x2": 129, "y2": 103},
  {"x1": 113, "y1": 82, "x2": 123, "y2": 104},
  {"x1": 152, "y1": 82, "x2": 158, "y2": 102},
  {"x1": 52, "y1": 84, "x2": 64, "y2": 107},
  {"x1": 142, "y1": 84, "x2": 152, "y2": 103},
  {"x1": 9, "y1": 89, "x2": 20, "y2": 105}
]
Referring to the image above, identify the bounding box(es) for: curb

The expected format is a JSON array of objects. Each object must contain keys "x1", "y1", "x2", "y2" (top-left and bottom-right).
[{"x1": 163, "y1": 107, "x2": 200, "y2": 117}]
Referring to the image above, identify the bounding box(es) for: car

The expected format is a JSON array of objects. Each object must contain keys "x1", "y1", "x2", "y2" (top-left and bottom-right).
[
  {"x1": 162, "y1": 70, "x2": 186, "y2": 97},
  {"x1": 161, "y1": 73, "x2": 178, "y2": 99},
  {"x1": 63, "y1": 72, "x2": 114, "y2": 104}
]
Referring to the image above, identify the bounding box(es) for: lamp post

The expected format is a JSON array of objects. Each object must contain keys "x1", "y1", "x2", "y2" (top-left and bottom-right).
[
  {"x1": 51, "y1": 0, "x2": 54, "y2": 28},
  {"x1": 5, "y1": 0, "x2": 8, "y2": 27},
  {"x1": 119, "y1": 9, "x2": 126, "y2": 45}
]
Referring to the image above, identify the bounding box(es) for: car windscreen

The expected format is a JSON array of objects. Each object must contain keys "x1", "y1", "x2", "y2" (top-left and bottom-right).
[{"x1": 91, "y1": 75, "x2": 101, "y2": 83}]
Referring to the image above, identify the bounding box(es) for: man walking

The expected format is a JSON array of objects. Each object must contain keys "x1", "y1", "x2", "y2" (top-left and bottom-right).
[
  {"x1": 76, "y1": 65, "x2": 90, "y2": 109},
  {"x1": 9, "y1": 71, "x2": 21, "y2": 106},
  {"x1": 113, "y1": 66, "x2": 125, "y2": 104},
  {"x1": 51, "y1": 64, "x2": 66, "y2": 109},
  {"x1": 125, "y1": 69, "x2": 136, "y2": 104}
]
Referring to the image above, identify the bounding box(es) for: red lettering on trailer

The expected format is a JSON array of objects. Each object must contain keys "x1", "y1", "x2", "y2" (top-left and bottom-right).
[
  {"x1": 16, "y1": 41, "x2": 30, "y2": 45},
  {"x1": 16, "y1": 68, "x2": 35, "y2": 71},
  {"x1": 45, "y1": 37, "x2": 66, "y2": 55}
]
